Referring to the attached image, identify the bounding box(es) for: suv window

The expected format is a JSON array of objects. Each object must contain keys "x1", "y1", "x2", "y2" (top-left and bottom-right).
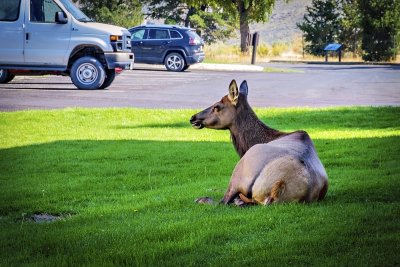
[
  {"x1": 148, "y1": 29, "x2": 170, "y2": 40},
  {"x1": 131, "y1": 29, "x2": 146, "y2": 40},
  {"x1": 170, "y1": 30, "x2": 182, "y2": 39},
  {"x1": 30, "y1": 0, "x2": 62, "y2": 23},
  {"x1": 187, "y1": 30, "x2": 202, "y2": 45},
  {"x1": 0, "y1": 0, "x2": 20, "y2": 21}
]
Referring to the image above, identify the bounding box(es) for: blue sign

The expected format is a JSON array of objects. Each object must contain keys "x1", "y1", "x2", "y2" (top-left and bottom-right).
[{"x1": 324, "y1": 43, "x2": 342, "y2": 51}]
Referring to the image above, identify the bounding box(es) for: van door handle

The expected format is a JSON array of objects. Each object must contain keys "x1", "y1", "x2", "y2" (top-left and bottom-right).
[{"x1": 26, "y1": 33, "x2": 30, "y2": 40}]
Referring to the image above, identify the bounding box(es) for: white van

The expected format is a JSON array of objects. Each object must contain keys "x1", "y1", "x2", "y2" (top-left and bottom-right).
[{"x1": 0, "y1": 0, "x2": 134, "y2": 89}]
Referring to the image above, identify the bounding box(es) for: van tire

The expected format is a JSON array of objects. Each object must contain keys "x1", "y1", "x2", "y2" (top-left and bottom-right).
[
  {"x1": 70, "y1": 57, "x2": 106, "y2": 90},
  {"x1": 99, "y1": 69, "x2": 116, "y2": 89},
  {"x1": 0, "y1": 69, "x2": 15, "y2": 84}
]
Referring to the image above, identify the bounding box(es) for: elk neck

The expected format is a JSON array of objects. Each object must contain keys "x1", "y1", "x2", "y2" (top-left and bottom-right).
[{"x1": 229, "y1": 103, "x2": 284, "y2": 158}]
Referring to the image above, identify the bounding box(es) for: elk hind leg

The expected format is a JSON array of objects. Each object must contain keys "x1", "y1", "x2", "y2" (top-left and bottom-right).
[
  {"x1": 252, "y1": 156, "x2": 309, "y2": 205},
  {"x1": 260, "y1": 180, "x2": 286, "y2": 205}
]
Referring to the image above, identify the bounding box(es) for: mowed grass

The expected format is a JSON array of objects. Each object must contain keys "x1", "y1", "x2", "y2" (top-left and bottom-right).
[{"x1": 0, "y1": 107, "x2": 399, "y2": 266}]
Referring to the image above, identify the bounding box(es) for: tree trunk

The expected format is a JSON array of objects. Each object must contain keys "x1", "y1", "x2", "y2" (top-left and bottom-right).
[
  {"x1": 185, "y1": 6, "x2": 196, "y2": 27},
  {"x1": 239, "y1": 4, "x2": 250, "y2": 53},
  {"x1": 240, "y1": 13, "x2": 250, "y2": 54}
]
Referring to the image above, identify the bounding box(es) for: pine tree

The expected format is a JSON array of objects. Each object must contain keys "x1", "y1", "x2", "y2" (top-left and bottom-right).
[
  {"x1": 297, "y1": 0, "x2": 341, "y2": 56},
  {"x1": 358, "y1": 0, "x2": 400, "y2": 61},
  {"x1": 338, "y1": 0, "x2": 361, "y2": 57}
]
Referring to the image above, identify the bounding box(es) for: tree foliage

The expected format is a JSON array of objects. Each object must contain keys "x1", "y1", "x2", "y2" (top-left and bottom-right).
[
  {"x1": 144, "y1": 0, "x2": 236, "y2": 45},
  {"x1": 297, "y1": 0, "x2": 400, "y2": 61},
  {"x1": 72, "y1": 0, "x2": 143, "y2": 29},
  {"x1": 145, "y1": 0, "x2": 277, "y2": 52},
  {"x1": 358, "y1": 0, "x2": 400, "y2": 61},
  {"x1": 297, "y1": 0, "x2": 341, "y2": 56},
  {"x1": 338, "y1": 0, "x2": 361, "y2": 56},
  {"x1": 219, "y1": 0, "x2": 276, "y2": 53}
]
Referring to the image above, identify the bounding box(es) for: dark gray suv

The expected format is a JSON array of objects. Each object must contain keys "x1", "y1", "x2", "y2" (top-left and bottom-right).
[{"x1": 128, "y1": 24, "x2": 205, "y2": 71}]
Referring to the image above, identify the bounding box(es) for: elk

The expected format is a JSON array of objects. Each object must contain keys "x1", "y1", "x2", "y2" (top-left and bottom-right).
[{"x1": 190, "y1": 80, "x2": 328, "y2": 206}]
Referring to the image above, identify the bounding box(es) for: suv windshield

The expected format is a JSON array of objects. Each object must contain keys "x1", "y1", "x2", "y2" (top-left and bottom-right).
[{"x1": 59, "y1": 0, "x2": 92, "y2": 22}]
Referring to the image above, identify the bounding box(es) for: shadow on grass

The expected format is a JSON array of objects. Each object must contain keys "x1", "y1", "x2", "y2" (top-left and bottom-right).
[{"x1": 1, "y1": 136, "x2": 399, "y2": 212}]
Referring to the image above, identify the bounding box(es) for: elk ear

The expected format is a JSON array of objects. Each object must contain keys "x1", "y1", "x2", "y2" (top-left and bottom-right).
[
  {"x1": 228, "y1": 79, "x2": 239, "y2": 105},
  {"x1": 239, "y1": 80, "x2": 248, "y2": 96}
]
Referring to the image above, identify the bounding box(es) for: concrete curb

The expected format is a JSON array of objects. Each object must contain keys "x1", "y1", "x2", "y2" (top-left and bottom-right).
[{"x1": 269, "y1": 60, "x2": 400, "y2": 66}]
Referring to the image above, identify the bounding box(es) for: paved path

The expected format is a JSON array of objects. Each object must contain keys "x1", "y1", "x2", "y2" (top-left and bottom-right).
[{"x1": 0, "y1": 63, "x2": 399, "y2": 110}]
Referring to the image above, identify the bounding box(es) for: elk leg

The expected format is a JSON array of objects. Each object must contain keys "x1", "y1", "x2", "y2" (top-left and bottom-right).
[
  {"x1": 220, "y1": 187, "x2": 239, "y2": 205},
  {"x1": 239, "y1": 193, "x2": 255, "y2": 204},
  {"x1": 234, "y1": 193, "x2": 255, "y2": 207}
]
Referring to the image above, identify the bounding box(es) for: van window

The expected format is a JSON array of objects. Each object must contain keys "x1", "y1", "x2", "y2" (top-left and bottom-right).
[
  {"x1": 30, "y1": 0, "x2": 63, "y2": 23},
  {"x1": 59, "y1": 0, "x2": 91, "y2": 22},
  {"x1": 148, "y1": 29, "x2": 170, "y2": 40},
  {"x1": 0, "y1": 0, "x2": 20, "y2": 21}
]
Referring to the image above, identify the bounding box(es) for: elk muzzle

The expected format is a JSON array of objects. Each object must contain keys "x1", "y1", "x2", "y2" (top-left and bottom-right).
[{"x1": 190, "y1": 114, "x2": 204, "y2": 129}]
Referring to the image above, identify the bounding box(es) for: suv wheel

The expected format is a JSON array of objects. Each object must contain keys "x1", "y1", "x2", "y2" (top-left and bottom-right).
[
  {"x1": 0, "y1": 69, "x2": 15, "y2": 84},
  {"x1": 164, "y1": 53, "x2": 186, "y2": 72},
  {"x1": 70, "y1": 56, "x2": 106, "y2": 90}
]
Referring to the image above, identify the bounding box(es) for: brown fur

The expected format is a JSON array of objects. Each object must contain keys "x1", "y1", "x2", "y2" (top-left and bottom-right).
[{"x1": 190, "y1": 80, "x2": 328, "y2": 206}]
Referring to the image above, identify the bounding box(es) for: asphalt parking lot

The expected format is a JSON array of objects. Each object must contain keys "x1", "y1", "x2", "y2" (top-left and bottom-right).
[{"x1": 0, "y1": 63, "x2": 399, "y2": 111}]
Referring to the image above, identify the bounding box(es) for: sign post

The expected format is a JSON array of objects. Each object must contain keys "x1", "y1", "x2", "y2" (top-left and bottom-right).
[
  {"x1": 323, "y1": 43, "x2": 343, "y2": 62},
  {"x1": 251, "y1": 32, "x2": 259, "y2": 65}
]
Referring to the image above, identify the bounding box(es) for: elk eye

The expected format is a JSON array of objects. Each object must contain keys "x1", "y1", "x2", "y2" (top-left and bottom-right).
[{"x1": 213, "y1": 105, "x2": 222, "y2": 112}]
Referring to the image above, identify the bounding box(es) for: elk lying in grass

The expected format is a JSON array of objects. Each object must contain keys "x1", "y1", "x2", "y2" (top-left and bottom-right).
[{"x1": 190, "y1": 80, "x2": 328, "y2": 206}]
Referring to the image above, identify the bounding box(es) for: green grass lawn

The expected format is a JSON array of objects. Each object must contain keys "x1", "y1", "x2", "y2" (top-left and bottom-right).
[{"x1": 0, "y1": 107, "x2": 399, "y2": 266}]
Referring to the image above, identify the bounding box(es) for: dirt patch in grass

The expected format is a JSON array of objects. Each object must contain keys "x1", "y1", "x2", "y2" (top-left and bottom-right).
[{"x1": 26, "y1": 213, "x2": 73, "y2": 223}]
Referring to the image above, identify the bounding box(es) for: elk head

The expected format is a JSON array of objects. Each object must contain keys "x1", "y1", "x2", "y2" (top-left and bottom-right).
[{"x1": 190, "y1": 79, "x2": 249, "y2": 130}]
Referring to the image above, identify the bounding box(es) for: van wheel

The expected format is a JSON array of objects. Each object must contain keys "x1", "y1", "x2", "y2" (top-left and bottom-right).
[
  {"x1": 0, "y1": 69, "x2": 15, "y2": 83},
  {"x1": 164, "y1": 53, "x2": 185, "y2": 72},
  {"x1": 99, "y1": 69, "x2": 116, "y2": 89},
  {"x1": 71, "y1": 57, "x2": 105, "y2": 90}
]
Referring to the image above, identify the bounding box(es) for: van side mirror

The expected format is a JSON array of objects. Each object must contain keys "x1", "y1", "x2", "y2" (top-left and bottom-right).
[{"x1": 55, "y1": 11, "x2": 68, "y2": 24}]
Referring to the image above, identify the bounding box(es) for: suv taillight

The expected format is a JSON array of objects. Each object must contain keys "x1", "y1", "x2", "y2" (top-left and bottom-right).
[{"x1": 189, "y1": 37, "x2": 199, "y2": 45}]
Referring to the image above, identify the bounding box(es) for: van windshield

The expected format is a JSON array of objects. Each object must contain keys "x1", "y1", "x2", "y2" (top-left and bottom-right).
[{"x1": 59, "y1": 0, "x2": 92, "y2": 22}]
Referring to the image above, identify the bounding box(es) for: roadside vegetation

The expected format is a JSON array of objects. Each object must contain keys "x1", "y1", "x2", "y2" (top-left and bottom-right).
[
  {"x1": 203, "y1": 37, "x2": 400, "y2": 65},
  {"x1": 1, "y1": 107, "x2": 399, "y2": 266}
]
